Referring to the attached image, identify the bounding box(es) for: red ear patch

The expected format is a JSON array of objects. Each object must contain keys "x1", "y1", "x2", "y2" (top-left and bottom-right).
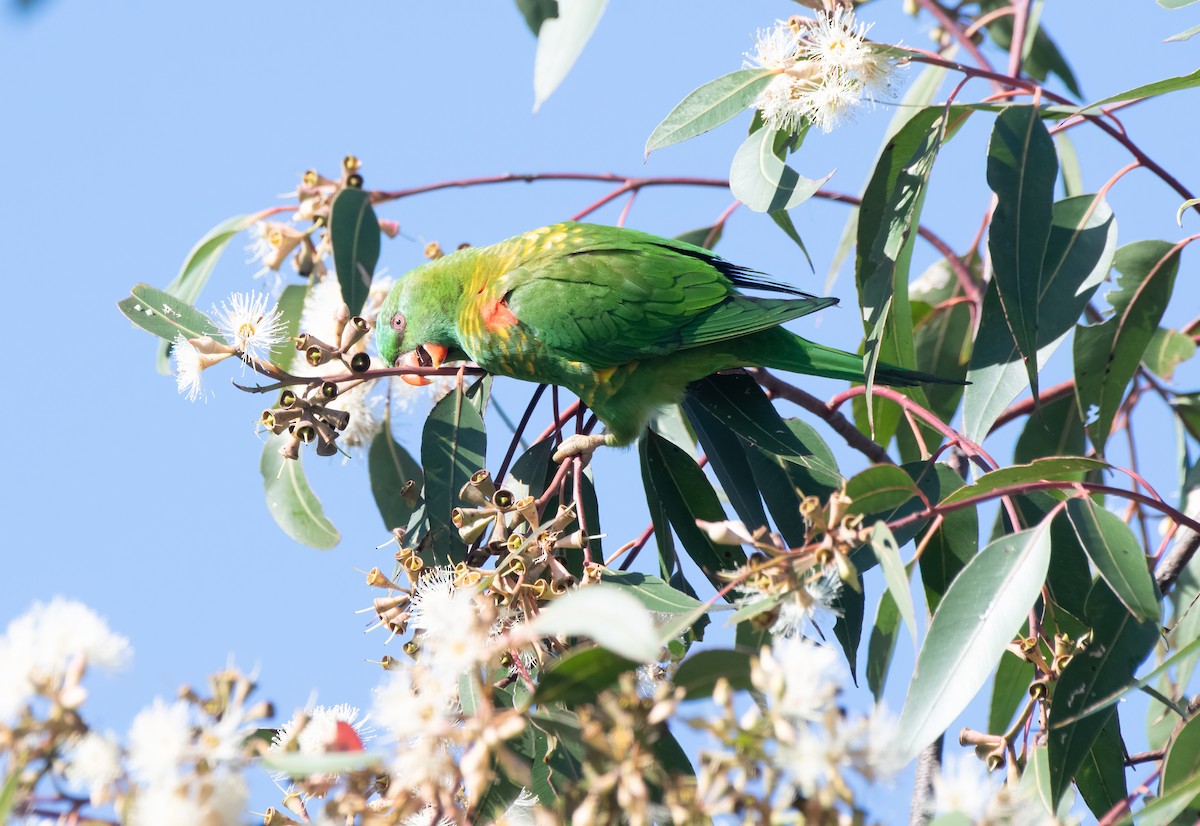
[{"x1": 481, "y1": 296, "x2": 519, "y2": 331}]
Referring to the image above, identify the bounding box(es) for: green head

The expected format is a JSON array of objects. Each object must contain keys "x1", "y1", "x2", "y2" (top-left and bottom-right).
[{"x1": 375, "y1": 259, "x2": 467, "y2": 382}]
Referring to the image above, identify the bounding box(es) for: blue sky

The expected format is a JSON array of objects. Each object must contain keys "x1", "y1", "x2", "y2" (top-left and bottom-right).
[{"x1": 3, "y1": 1, "x2": 1198, "y2": 821}]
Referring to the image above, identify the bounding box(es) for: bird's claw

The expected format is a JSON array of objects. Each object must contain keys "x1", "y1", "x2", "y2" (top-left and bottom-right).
[{"x1": 552, "y1": 434, "x2": 609, "y2": 464}]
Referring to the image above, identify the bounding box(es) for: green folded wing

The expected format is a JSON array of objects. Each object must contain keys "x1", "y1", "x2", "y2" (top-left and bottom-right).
[{"x1": 500, "y1": 223, "x2": 836, "y2": 368}]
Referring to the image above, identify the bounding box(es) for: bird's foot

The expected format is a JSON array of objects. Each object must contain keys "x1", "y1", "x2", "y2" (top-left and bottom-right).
[{"x1": 552, "y1": 433, "x2": 609, "y2": 464}]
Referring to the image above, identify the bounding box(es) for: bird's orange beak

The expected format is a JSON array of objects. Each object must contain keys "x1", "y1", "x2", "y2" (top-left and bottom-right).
[{"x1": 399, "y1": 343, "x2": 449, "y2": 386}]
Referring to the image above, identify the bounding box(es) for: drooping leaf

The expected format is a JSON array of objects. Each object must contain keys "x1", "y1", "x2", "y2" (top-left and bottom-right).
[
  {"x1": 271, "y1": 283, "x2": 308, "y2": 371},
  {"x1": 1143, "y1": 327, "x2": 1197, "y2": 379},
  {"x1": 855, "y1": 106, "x2": 956, "y2": 437},
  {"x1": 1075, "y1": 240, "x2": 1182, "y2": 454},
  {"x1": 420, "y1": 383, "x2": 487, "y2": 565},
  {"x1": 368, "y1": 423, "x2": 421, "y2": 532},
  {"x1": 980, "y1": 2, "x2": 1081, "y2": 96},
  {"x1": 767, "y1": 208, "x2": 812, "y2": 270},
  {"x1": 645, "y1": 69, "x2": 775, "y2": 157},
  {"x1": 961, "y1": 194, "x2": 1117, "y2": 442},
  {"x1": 871, "y1": 523, "x2": 918, "y2": 646},
  {"x1": 674, "y1": 650, "x2": 753, "y2": 699},
  {"x1": 532, "y1": 0, "x2": 608, "y2": 110},
  {"x1": 687, "y1": 398, "x2": 771, "y2": 531},
  {"x1": 1062, "y1": 498, "x2": 1161, "y2": 623},
  {"x1": 939, "y1": 457, "x2": 1109, "y2": 505},
  {"x1": 260, "y1": 433, "x2": 340, "y2": 550},
  {"x1": 1047, "y1": 582, "x2": 1160, "y2": 804},
  {"x1": 826, "y1": 62, "x2": 948, "y2": 292},
  {"x1": 729, "y1": 125, "x2": 832, "y2": 213},
  {"x1": 1055, "y1": 133, "x2": 1085, "y2": 198},
  {"x1": 1075, "y1": 713, "x2": 1129, "y2": 821},
  {"x1": 894, "y1": 517, "x2": 1054, "y2": 761},
  {"x1": 909, "y1": 259, "x2": 974, "y2": 425},
  {"x1": 1161, "y1": 714, "x2": 1200, "y2": 818},
  {"x1": 639, "y1": 430, "x2": 745, "y2": 592},
  {"x1": 118, "y1": 283, "x2": 223, "y2": 344},
  {"x1": 504, "y1": 437, "x2": 556, "y2": 501},
  {"x1": 917, "y1": 465, "x2": 978, "y2": 610},
  {"x1": 328, "y1": 187, "x2": 381, "y2": 317},
  {"x1": 673, "y1": 224, "x2": 723, "y2": 250},
  {"x1": 832, "y1": 574, "x2": 865, "y2": 682},
  {"x1": 985, "y1": 105, "x2": 1059, "y2": 398},
  {"x1": 866, "y1": 588, "x2": 901, "y2": 701}
]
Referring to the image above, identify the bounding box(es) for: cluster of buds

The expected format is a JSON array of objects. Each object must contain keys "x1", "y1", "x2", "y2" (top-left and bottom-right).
[
  {"x1": 802, "y1": 489, "x2": 864, "y2": 587},
  {"x1": 452, "y1": 470, "x2": 602, "y2": 604},
  {"x1": 259, "y1": 304, "x2": 378, "y2": 459},
  {"x1": 564, "y1": 673, "x2": 686, "y2": 826}
]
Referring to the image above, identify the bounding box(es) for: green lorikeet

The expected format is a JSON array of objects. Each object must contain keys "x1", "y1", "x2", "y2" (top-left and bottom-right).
[{"x1": 376, "y1": 222, "x2": 956, "y2": 459}]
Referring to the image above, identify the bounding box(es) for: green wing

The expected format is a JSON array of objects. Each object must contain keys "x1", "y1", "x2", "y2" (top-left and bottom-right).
[{"x1": 501, "y1": 223, "x2": 836, "y2": 369}]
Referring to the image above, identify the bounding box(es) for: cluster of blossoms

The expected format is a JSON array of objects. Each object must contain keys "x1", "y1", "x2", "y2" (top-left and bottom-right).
[{"x1": 746, "y1": 8, "x2": 901, "y2": 134}]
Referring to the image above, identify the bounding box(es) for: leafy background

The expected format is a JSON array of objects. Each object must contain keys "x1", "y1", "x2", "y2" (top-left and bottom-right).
[{"x1": 3, "y1": 0, "x2": 1198, "y2": 819}]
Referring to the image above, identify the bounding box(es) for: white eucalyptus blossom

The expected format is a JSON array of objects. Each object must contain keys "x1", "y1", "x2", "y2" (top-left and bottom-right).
[{"x1": 212, "y1": 291, "x2": 287, "y2": 362}]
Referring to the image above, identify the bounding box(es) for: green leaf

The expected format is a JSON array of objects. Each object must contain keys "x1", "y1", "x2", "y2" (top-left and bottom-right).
[
  {"x1": 1162, "y1": 714, "x2": 1200, "y2": 817},
  {"x1": 599, "y1": 571, "x2": 703, "y2": 614},
  {"x1": 1075, "y1": 240, "x2": 1182, "y2": 454},
  {"x1": 981, "y1": 3, "x2": 1081, "y2": 96},
  {"x1": 866, "y1": 589, "x2": 901, "y2": 701},
  {"x1": 767, "y1": 208, "x2": 813, "y2": 270},
  {"x1": 329, "y1": 188, "x2": 381, "y2": 317},
  {"x1": 962, "y1": 194, "x2": 1117, "y2": 441},
  {"x1": 152, "y1": 214, "x2": 254, "y2": 373},
  {"x1": 1048, "y1": 582, "x2": 1160, "y2": 804},
  {"x1": 844, "y1": 465, "x2": 920, "y2": 516},
  {"x1": 910, "y1": 261, "x2": 973, "y2": 424},
  {"x1": 1062, "y1": 498, "x2": 1161, "y2": 623},
  {"x1": 986, "y1": 105, "x2": 1059, "y2": 398},
  {"x1": 871, "y1": 522, "x2": 918, "y2": 646},
  {"x1": 917, "y1": 465, "x2": 978, "y2": 610},
  {"x1": 1075, "y1": 712, "x2": 1128, "y2": 820},
  {"x1": 1159, "y1": 0, "x2": 1200, "y2": 9},
  {"x1": 894, "y1": 517, "x2": 1053, "y2": 761},
  {"x1": 515, "y1": 0, "x2": 557, "y2": 34},
  {"x1": 645, "y1": 69, "x2": 775, "y2": 157},
  {"x1": 989, "y1": 650, "x2": 1035, "y2": 734},
  {"x1": 272, "y1": 283, "x2": 308, "y2": 372},
  {"x1": 826, "y1": 62, "x2": 948, "y2": 292},
  {"x1": 639, "y1": 430, "x2": 745, "y2": 592},
  {"x1": 832, "y1": 575, "x2": 865, "y2": 682},
  {"x1": 1114, "y1": 772, "x2": 1200, "y2": 826},
  {"x1": 0, "y1": 770, "x2": 19, "y2": 826},
  {"x1": 1165, "y1": 22, "x2": 1200, "y2": 42},
  {"x1": 118, "y1": 283, "x2": 223, "y2": 344},
  {"x1": 420, "y1": 384, "x2": 487, "y2": 565},
  {"x1": 1143, "y1": 327, "x2": 1197, "y2": 379},
  {"x1": 504, "y1": 437, "x2": 556, "y2": 500},
  {"x1": 729, "y1": 125, "x2": 832, "y2": 213},
  {"x1": 261, "y1": 751, "x2": 382, "y2": 777},
  {"x1": 673, "y1": 224, "x2": 722, "y2": 250},
  {"x1": 368, "y1": 425, "x2": 421, "y2": 532},
  {"x1": 674, "y1": 650, "x2": 753, "y2": 699},
  {"x1": 939, "y1": 457, "x2": 1109, "y2": 505},
  {"x1": 532, "y1": 0, "x2": 607, "y2": 110},
  {"x1": 1082, "y1": 67, "x2": 1200, "y2": 109},
  {"x1": 1055, "y1": 133, "x2": 1084, "y2": 198},
  {"x1": 687, "y1": 397, "x2": 771, "y2": 531},
  {"x1": 531, "y1": 585, "x2": 660, "y2": 662},
  {"x1": 685, "y1": 374, "x2": 836, "y2": 478},
  {"x1": 1014, "y1": 392, "x2": 1085, "y2": 464},
  {"x1": 260, "y1": 433, "x2": 340, "y2": 550},
  {"x1": 533, "y1": 645, "x2": 637, "y2": 704}
]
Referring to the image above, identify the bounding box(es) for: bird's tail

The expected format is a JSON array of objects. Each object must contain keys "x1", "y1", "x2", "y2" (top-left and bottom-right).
[{"x1": 750, "y1": 329, "x2": 963, "y2": 387}]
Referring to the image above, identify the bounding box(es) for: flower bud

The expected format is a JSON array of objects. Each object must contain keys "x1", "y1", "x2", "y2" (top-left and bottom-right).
[{"x1": 339, "y1": 316, "x2": 370, "y2": 351}]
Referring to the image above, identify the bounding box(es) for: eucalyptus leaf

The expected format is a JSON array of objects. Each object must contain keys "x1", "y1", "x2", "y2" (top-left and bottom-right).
[
  {"x1": 533, "y1": 645, "x2": 637, "y2": 704},
  {"x1": 118, "y1": 283, "x2": 223, "y2": 344},
  {"x1": 985, "y1": 105, "x2": 1059, "y2": 398},
  {"x1": 939, "y1": 457, "x2": 1108, "y2": 505},
  {"x1": 674, "y1": 649, "x2": 753, "y2": 699},
  {"x1": 599, "y1": 571, "x2": 704, "y2": 614},
  {"x1": 894, "y1": 517, "x2": 1053, "y2": 761},
  {"x1": 532, "y1": 0, "x2": 607, "y2": 110},
  {"x1": 1062, "y1": 498, "x2": 1161, "y2": 624},
  {"x1": 729, "y1": 125, "x2": 832, "y2": 213},
  {"x1": 1143, "y1": 327, "x2": 1196, "y2": 379},
  {"x1": 645, "y1": 69, "x2": 774, "y2": 157},
  {"x1": 1075, "y1": 240, "x2": 1181, "y2": 454},
  {"x1": 260, "y1": 433, "x2": 340, "y2": 550},
  {"x1": 329, "y1": 187, "x2": 381, "y2": 317},
  {"x1": 368, "y1": 425, "x2": 421, "y2": 532},
  {"x1": 1081, "y1": 67, "x2": 1200, "y2": 110},
  {"x1": 421, "y1": 384, "x2": 487, "y2": 565}
]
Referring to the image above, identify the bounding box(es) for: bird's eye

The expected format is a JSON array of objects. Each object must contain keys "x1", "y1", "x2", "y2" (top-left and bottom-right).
[{"x1": 391, "y1": 313, "x2": 406, "y2": 333}]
